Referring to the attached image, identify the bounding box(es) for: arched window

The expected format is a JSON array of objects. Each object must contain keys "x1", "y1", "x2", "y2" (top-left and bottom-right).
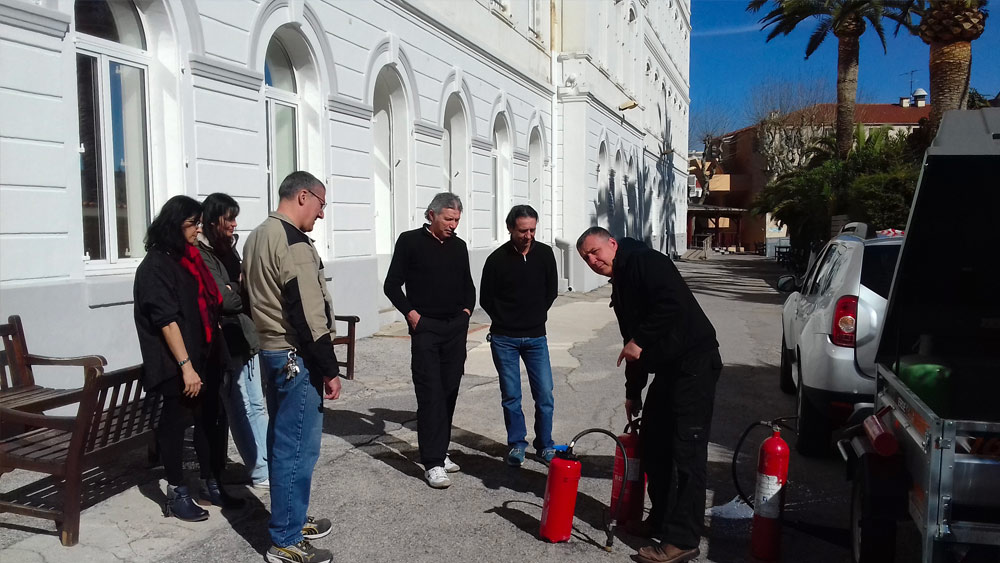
[
  {"x1": 373, "y1": 66, "x2": 411, "y2": 256},
  {"x1": 76, "y1": 0, "x2": 150, "y2": 264},
  {"x1": 492, "y1": 115, "x2": 512, "y2": 242},
  {"x1": 264, "y1": 36, "x2": 298, "y2": 210},
  {"x1": 442, "y1": 93, "x2": 469, "y2": 238},
  {"x1": 597, "y1": 142, "x2": 609, "y2": 229},
  {"x1": 528, "y1": 128, "x2": 544, "y2": 219}
]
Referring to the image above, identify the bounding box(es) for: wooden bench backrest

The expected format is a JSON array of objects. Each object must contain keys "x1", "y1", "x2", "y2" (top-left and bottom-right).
[
  {"x1": 0, "y1": 315, "x2": 33, "y2": 391},
  {"x1": 68, "y1": 365, "x2": 160, "y2": 468}
]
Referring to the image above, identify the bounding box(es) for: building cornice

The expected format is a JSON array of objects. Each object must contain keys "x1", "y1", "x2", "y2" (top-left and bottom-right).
[
  {"x1": 471, "y1": 136, "x2": 493, "y2": 152},
  {"x1": 188, "y1": 54, "x2": 263, "y2": 91},
  {"x1": 328, "y1": 94, "x2": 373, "y2": 120},
  {"x1": 0, "y1": 0, "x2": 70, "y2": 39},
  {"x1": 414, "y1": 120, "x2": 445, "y2": 139},
  {"x1": 559, "y1": 89, "x2": 645, "y2": 141},
  {"x1": 513, "y1": 149, "x2": 530, "y2": 162}
]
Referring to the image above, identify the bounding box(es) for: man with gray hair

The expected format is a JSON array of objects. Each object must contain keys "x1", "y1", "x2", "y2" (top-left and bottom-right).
[{"x1": 383, "y1": 192, "x2": 476, "y2": 488}]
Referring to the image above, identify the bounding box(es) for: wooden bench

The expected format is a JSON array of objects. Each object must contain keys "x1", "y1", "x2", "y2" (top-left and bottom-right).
[
  {"x1": 333, "y1": 315, "x2": 359, "y2": 380},
  {"x1": 1, "y1": 315, "x2": 107, "y2": 414},
  {"x1": 0, "y1": 364, "x2": 159, "y2": 546}
]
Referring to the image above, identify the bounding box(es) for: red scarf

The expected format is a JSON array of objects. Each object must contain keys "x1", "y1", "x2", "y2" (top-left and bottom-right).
[{"x1": 179, "y1": 244, "x2": 222, "y2": 343}]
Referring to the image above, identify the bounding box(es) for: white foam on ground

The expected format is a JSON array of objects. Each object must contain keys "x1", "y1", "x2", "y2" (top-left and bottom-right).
[{"x1": 707, "y1": 495, "x2": 755, "y2": 519}]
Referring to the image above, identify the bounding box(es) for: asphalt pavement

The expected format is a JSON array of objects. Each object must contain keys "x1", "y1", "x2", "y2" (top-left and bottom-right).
[{"x1": 1, "y1": 255, "x2": 908, "y2": 563}]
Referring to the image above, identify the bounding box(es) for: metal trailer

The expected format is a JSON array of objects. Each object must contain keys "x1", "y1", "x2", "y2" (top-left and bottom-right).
[{"x1": 840, "y1": 108, "x2": 1000, "y2": 563}]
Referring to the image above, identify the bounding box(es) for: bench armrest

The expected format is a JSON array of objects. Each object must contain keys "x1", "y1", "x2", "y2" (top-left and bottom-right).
[
  {"x1": 334, "y1": 315, "x2": 360, "y2": 323},
  {"x1": 25, "y1": 354, "x2": 107, "y2": 368},
  {"x1": 0, "y1": 406, "x2": 77, "y2": 432}
]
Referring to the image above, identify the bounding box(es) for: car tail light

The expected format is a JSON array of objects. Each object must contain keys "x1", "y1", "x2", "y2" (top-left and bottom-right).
[{"x1": 832, "y1": 295, "x2": 858, "y2": 347}]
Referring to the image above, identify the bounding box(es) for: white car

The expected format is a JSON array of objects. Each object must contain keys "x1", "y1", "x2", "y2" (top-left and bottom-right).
[{"x1": 777, "y1": 234, "x2": 903, "y2": 456}]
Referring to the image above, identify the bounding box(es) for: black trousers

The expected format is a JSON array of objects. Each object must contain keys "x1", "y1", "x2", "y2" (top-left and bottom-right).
[
  {"x1": 153, "y1": 373, "x2": 229, "y2": 486},
  {"x1": 640, "y1": 349, "x2": 722, "y2": 549},
  {"x1": 410, "y1": 315, "x2": 469, "y2": 468}
]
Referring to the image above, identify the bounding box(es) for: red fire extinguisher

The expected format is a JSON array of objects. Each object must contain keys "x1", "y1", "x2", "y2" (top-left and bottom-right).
[
  {"x1": 750, "y1": 426, "x2": 790, "y2": 561},
  {"x1": 611, "y1": 420, "x2": 644, "y2": 526},
  {"x1": 539, "y1": 446, "x2": 581, "y2": 542}
]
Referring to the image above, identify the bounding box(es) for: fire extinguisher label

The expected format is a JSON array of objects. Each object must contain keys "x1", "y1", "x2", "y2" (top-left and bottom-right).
[
  {"x1": 754, "y1": 473, "x2": 783, "y2": 519},
  {"x1": 626, "y1": 457, "x2": 641, "y2": 481}
]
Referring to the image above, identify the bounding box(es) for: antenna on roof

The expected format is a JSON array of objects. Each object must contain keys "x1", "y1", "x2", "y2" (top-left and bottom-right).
[{"x1": 900, "y1": 69, "x2": 918, "y2": 99}]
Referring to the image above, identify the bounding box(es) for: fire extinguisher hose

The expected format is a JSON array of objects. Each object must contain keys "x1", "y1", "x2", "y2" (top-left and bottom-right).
[
  {"x1": 731, "y1": 416, "x2": 796, "y2": 508},
  {"x1": 567, "y1": 428, "x2": 630, "y2": 551}
]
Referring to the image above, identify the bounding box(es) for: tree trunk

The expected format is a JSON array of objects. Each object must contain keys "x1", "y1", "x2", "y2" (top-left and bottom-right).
[
  {"x1": 836, "y1": 35, "x2": 860, "y2": 160},
  {"x1": 928, "y1": 40, "x2": 972, "y2": 137}
]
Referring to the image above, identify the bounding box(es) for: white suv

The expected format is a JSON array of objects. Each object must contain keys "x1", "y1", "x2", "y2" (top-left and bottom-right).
[{"x1": 777, "y1": 234, "x2": 903, "y2": 456}]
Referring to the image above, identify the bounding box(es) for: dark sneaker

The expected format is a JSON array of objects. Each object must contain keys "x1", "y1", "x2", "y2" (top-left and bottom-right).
[
  {"x1": 506, "y1": 446, "x2": 526, "y2": 467},
  {"x1": 265, "y1": 540, "x2": 332, "y2": 563},
  {"x1": 302, "y1": 516, "x2": 332, "y2": 540},
  {"x1": 165, "y1": 485, "x2": 209, "y2": 522},
  {"x1": 199, "y1": 478, "x2": 246, "y2": 509},
  {"x1": 538, "y1": 447, "x2": 557, "y2": 465}
]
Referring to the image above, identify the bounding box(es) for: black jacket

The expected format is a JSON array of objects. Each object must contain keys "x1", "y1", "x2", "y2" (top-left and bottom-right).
[
  {"x1": 610, "y1": 238, "x2": 718, "y2": 399},
  {"x1": 134, "y1": 247, "x2": 221, "y2": 392},
  {"x1": 480, "y1": 240, "x2": 558, "y2": 337},
  {"x1": 198, "y1": 235, "x2": 259, "y2": 371},
  {"x1": 383, "y1": 226, "x2": 476, "y2": 319}
]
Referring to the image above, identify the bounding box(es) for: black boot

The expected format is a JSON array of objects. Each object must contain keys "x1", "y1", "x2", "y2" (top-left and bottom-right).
[
  {"x1": 165, "y1": 485, "x2": 209, "y2": 521},
  {"x1": 200, "y1": 478, "x2": 246, "y2": 509}
]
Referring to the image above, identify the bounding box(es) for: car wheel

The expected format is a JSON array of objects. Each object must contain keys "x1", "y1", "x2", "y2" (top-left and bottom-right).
[
  {"x1": 795, "y1": 362, "x2": 832, "y2": 457},
  {"x1": 779, "y1": 332, "x2": 795, "y2": 394},
  {"x1": 850, "y1": 464, "x2": 896, "y2": 563}
]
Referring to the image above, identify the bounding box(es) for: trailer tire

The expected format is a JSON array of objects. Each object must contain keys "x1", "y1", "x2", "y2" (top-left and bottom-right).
[
  {"x1": 779, "y1": 333, "x2": 795, "y2": 394},
  {"x1": 851, "y1": 464, "x2": 896, "y2": 563}
]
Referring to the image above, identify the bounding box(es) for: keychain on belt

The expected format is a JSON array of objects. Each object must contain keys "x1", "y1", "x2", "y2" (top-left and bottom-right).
[{"x1": 285, "y1": 350, "x2": 300, "y2": 380}]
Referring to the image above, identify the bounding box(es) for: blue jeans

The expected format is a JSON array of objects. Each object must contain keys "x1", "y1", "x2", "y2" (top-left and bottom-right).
[
  {"x1": 260, "y1": 349, "x2": 324, "y2": 548},
  {"x1": 222, "y1": 354, "x2": 269, "y2": 484},
  {"x1": 489, "y1": 334, "x2": 555, "y2": 453}
]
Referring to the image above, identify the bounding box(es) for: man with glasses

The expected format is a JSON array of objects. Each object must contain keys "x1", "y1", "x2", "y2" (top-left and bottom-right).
[{"x1": 243, "y1": 171, "x2": 340, "y2": 563}]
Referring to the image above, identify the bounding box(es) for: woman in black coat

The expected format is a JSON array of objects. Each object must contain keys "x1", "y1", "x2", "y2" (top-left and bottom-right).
[{"x1": 133, "y1": 195, "x2": 241, "y2": 521}]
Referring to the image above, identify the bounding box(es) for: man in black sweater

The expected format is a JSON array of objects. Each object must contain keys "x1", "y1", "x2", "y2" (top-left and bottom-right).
[
  {"x1": 577, "y1": 226, "x2": 721, "y2": 563},
  {"x1": 383, "y1": 192, "x2": 476, "y2": 489},
  {"x1": 480, "y1": 205, "x2": 559, "y2": 467}
]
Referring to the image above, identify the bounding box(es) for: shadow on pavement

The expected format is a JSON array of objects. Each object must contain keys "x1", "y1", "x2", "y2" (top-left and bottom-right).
[
  {"x1": 681, "y1": 261, "x2": 789, "y2": 307},
  {"x1": 323, "y1": 407, "x2": 650, "y2": 551}
]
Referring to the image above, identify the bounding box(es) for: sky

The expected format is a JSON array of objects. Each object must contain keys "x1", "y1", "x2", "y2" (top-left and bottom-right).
[{"x1": 689, "y1": 0, "x2": 1000, "y2": 149}]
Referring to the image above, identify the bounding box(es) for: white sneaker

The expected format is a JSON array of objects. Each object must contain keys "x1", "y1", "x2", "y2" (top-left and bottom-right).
[
  {"x1": 252, "y1": 479, "x2": 270, "y2": 490},
  {"x1": 443, "y1": 455, "x2": 461, "y2": 473},
  {"x1": 424, "y1": 466, "x2": 451, "y2": 489}
]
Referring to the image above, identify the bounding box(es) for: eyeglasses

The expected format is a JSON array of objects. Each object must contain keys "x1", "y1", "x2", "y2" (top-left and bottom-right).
[
  {"x1": 305, "y1": 190, "x2": 327, "y2": 210},
  {"x1": 184, "y1": 220, "x2": 203, "y2": 229}
]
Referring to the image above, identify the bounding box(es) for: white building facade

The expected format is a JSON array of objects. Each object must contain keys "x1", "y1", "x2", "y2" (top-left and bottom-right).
[{"x1": 0, "y1": 0, "x2": 690, "y2": 372}]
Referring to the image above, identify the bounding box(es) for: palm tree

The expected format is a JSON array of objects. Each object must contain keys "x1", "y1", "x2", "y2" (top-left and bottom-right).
[
  {"x1": 888, "y1": 1, "x2": 989, "y2": 135},
  {"x1": 747, "y1": 1, "x2": 891, "y2": 159}
]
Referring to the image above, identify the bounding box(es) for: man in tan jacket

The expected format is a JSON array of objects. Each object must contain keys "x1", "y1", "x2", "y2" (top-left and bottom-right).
[{"x1": 243, "y1": 171, "x2": 340, "y2": 563}]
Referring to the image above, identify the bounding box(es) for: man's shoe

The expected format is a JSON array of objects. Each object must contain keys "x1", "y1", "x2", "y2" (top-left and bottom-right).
[
  {"x1": 506, "y1": 446, "x2": 525, "y2": 467},
  {"x1": 165, "y1": 485, "x2": 209, "y2": 522},
  {"x1": 252, "y1": 478, "x2": 270, "y2": 490},
  {"x1": 265, "y1": 540, "x2": 332, "y2": 563},
  {"x1": 302, "y1": 516, "x2": 332, "y2": 540},
  {"x1": 538, "y1": 447, "x2": 557, "y2": 465},
  {"x1": 199, "y1": 478, "x2": 246, "y2": 509},
  {"x1": 424, "y1": 466, "x2": 451, "y2": 488},
  {"x1": 636, "y1": 544, "x2": 700, "y2": 563},
  {"x1": 443, "y1": 455, "x2": 461, "y2": 473}
]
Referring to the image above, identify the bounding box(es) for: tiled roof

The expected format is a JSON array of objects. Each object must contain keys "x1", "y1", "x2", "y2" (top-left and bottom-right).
[{"x1": 718, "y1": 103, "x2": 932, "y2": 138}]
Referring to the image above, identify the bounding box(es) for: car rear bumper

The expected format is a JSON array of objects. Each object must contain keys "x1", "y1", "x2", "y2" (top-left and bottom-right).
[{"x1": 801, "y1": 333, "x2": 876, "y2": 398}]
